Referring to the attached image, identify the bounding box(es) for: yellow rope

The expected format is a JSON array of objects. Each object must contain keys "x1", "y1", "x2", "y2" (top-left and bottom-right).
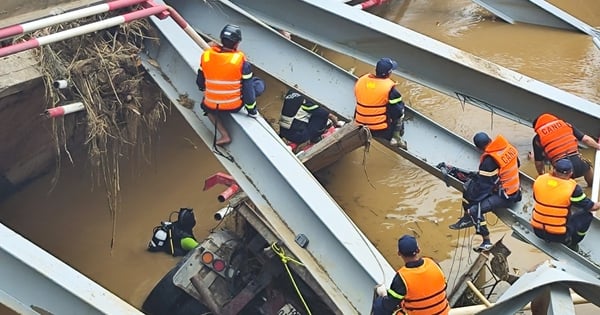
[{"x1": 270, "y1": 242, "x2": 312, "y2": 315}]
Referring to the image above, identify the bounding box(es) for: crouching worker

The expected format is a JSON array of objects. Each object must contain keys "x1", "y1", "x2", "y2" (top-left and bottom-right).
[
  {"x1": 449, "y1": 132, "x2": 522, "y2": 252},
  {"x1": 279, "y1": 88, "x2": 341, "y2": 150},
  {"x1": 148, "y1": 208, "x2": 199, "y2": 256},
  {"x1": 530, "y1": 159, "x2": 600, "y2": 251},
  {"x1": 372, "y1": 235, "x2": 450, "y2": 315}
]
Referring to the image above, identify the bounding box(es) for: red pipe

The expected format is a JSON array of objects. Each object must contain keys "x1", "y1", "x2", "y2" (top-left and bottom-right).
[
  {"x1": 357, "y1": 0, "x2": 388, "y2": 10},
  {"x1": 203, "y1": 172, "x2": 237, "y2": 191},
  {"x1": 218, "y1": 184, "x2": 240, "y2": 202},
  {"x1": 44, "y1": 102, "x2": 85, "y2": 118},
  {"x1": 0, "y1": 40, "x2": 38, "y2": 58},
  {"x1": 203, "y1": 173, "x2": 240, "y2": 202}
]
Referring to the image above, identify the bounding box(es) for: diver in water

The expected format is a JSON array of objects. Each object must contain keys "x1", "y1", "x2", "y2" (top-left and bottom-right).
[{"x1": 148, "y1": 208, "x2": 199, "y2": 256}]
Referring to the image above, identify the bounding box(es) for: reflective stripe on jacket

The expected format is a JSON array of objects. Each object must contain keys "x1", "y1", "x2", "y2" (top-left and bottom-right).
[
  {"x1": 354, "y1": 74, "x2": 396, "y2": 131},
  {"x1": 531, "y1": 173, "x2": 576, "y2": 235},
  {"x1": 200, "y1": 46, "x2": 245, "y2": 110},
  {"x1": 534, "y1": 113, "x2": 578, "y2": 163},
  {"x1": 481, "y1": 135, "x2": 520, "y2": 196},
  {"x1": 279, "y1": 94, "x2": 316, "y2": 131},
  {"x1": 398, "y1": 257, "x2": 450, "y2": 315}
]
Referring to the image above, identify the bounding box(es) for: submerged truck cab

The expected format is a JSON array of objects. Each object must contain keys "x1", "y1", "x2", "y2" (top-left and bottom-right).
[{"x1": 142, "y1": 197, "x2": 337, "y2": 315}]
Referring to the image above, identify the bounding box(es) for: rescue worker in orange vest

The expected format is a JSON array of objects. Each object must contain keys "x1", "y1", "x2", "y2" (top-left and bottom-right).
[
  {"x1": 196, "y1": 24, "x2": 265, "y2": 145},
  {"x1": 530, "y1": 158, "x2": 600, "y2": 251},
  {"x1": 354, "y1": 57, "x2": 406, "y2": 149},
  {"x1": 372, "y1": 235, "x2": 450, "y2": 315},
  {"x1": 449, "y1": 132, "x2": 522, "y2": 252},
  {"x1": 532, "y1": 113, "x2": 600, "y2": 186}
]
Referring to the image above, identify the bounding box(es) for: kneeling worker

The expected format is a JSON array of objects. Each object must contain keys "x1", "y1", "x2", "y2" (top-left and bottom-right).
[
  {"x1": 530, "y1": 158, "x2": 600, "y2": 251},
  {"x1": 279, "y1": 88, "x2": 341, "y2": 148}
]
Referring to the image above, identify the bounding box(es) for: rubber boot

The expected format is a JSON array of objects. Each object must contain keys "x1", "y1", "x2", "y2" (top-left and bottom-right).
[{"x1": 390, "y1": 131, "x2": 407, "y2": 149}]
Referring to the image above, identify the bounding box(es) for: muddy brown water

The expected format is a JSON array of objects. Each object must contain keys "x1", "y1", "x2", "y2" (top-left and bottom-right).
[{"x1": 1, "y1": 0, "x2": 599, "y2": 313}]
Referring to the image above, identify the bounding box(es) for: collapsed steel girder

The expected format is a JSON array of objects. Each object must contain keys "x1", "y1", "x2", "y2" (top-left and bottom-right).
[
  {"x1": 0, "y1": 224, "x2": 143, "y2": 315},
  {"x1": 472, "y1": 0, "x2": 593, "y2": 34},
  {"x1": 143, "y1": 5, "x2": 397, "y2": 313},
  {"x1": 163, "y1": 0, "x2": 600, "y2": 306},
  {"x1": 224, "y1": 0, "x2": 600, "y2": 136},
  {"x1": 478, "y1": 260, "x2": 600, "y2": 314}
]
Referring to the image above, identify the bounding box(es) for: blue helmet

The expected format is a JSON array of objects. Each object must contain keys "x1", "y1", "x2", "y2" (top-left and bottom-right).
[{"x1": 473, "y1": 132, "x2": 491, "y2": 150}]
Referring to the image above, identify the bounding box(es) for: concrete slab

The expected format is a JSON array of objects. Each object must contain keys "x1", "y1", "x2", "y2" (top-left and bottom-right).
[{"x1": 0, "y1": 51, "x2": 41, "y2": 99}]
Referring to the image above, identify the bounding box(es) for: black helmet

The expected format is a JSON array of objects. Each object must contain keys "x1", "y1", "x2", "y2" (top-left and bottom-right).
[
  {"x1": 220, "y1": 24, "x2": 242, "y2": 49},
  {"x1": 177, "y1": 208, "x2": 196, "y2": 230}
]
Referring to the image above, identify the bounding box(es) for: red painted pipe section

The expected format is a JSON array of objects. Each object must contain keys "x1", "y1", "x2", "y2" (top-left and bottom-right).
[
  {"x1": 0, "y1": 40, "x2": 39, "y2": 58},
  {"x1": 0, "y1": 25, "x2": 23, "y2": 41},
  {"x1": 44, "y1": 102, "x2": 85, "y2": 118},
  {"x1": 357, "y1": 0, "x2": 388, "y2": 10},
  {"x1": 218, "y1": 184, "x2": 240, "y2": 202},
  {"x1": 203, "y1": 172, "x2": 240, "y2": 202},
  {"x1": 203, "y1": 172, "x2": 237, "y2": 190}
]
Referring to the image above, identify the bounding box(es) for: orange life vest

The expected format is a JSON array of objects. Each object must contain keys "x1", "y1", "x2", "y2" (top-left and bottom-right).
[
  {"x1": 398, "y1": 258, "x2": 450, "y2": 315},
  {"x1": 354, "y1": 74, "x2": 395, "y2": 131},
  {"x1": 481, "y1": 135, "x2": 520, "y2": 196},
  {"x1": 534, "y1": 113, "x2": 578, "y2": 163},
  {"x1": 530, "y1": 173, "x2": 576, "y2": 235},
  {"x1": 200, "y1": 46, "x2": 245, "y2": 111}
]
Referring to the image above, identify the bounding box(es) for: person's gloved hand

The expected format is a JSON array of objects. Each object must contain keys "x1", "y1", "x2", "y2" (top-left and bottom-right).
[
  {"x1": 375, "y1": 284, "x2": 388, "y2": 297},
  {"x1": 247, "y1": 108, "x2": 258, "y2": 118}
]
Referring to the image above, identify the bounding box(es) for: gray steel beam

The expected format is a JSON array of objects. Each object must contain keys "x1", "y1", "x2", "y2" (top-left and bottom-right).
[
  {"x1": 0, "y1": 223, "x2": 143, "y2": 315},
  {"x1": 166, "y1": 0, "x2": 600, "y2": 286},
  {"x1": 226, "y1": 0, "x2": 600, "y2": 136},
  {"x1": 472, "y1": 0, "x2": 581, "y2": 32},
  {"x1": 165, "y1": 0, "x2": 359, "y2": 119},
  {"x1": 528, "y1": 0, "x2": 595, "y2": 35},
  {"x1": 478, "y1": 260, "x2": 600, "y2": 314},
  {"x1": 593, "y1": 29, "x2": 600, "y2": 50},
  {"x1": 547, "y1": 284, "x2": 576, "y2": 315},
  {"x1": 143, "y1": 8, "x2": 396, "y2": 314}
]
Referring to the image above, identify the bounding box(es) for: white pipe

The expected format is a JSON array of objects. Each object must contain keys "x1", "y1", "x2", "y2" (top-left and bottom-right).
[
  {"x1": 23, "y1": 5, "x2": 116, "y2": 33},
  {"x1": 52, "y1": 80, "x2": 69, "y2": 89},
  {"x1": 214, "y1": 206, "x2": 233, "y2": 221},
  {"x1": 38, "y1": 15, "x2": 126, "y2": 45}
]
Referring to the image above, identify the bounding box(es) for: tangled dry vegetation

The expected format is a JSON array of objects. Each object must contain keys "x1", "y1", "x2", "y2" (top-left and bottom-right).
[{"x1": 28, "y1": 10, "x2": 168, "y2": 249}]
